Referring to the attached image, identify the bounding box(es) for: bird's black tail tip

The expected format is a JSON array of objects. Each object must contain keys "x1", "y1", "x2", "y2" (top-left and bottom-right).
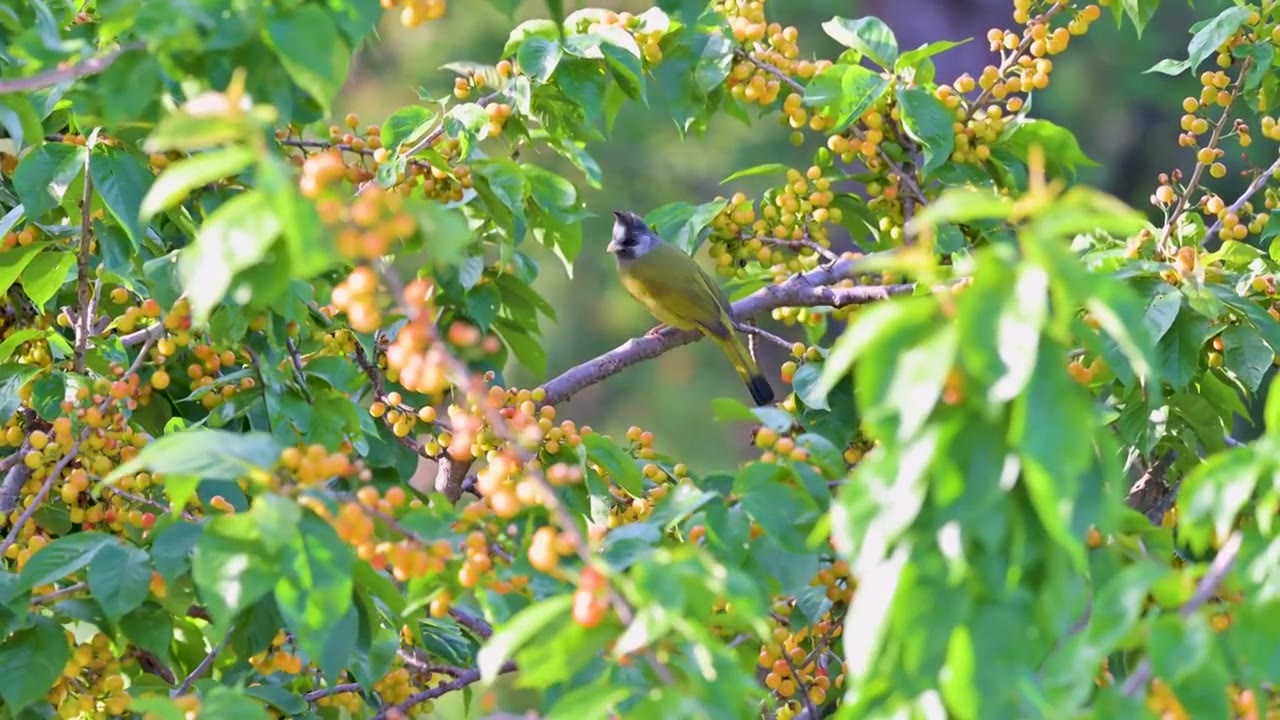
[{"x1": 748, "y1": 374, "x2": 775, "y2": 406}]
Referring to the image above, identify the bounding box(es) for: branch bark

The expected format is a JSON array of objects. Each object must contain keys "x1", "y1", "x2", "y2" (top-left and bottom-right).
[
  {"x1": 539, "y1": 254, "x2": 908, "y2": 405},
  {"x1": 0, "y1": 43, "x2": 146, "y2": 94}
]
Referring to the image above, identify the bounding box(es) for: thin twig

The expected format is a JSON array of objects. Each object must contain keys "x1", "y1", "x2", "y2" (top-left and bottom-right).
[
  {"x1": 449, "y1": 607, "x2": 494, "y2": 640},
  {"x1": 781, "y1": 643, "x2": 820, "y2": 720},
  {"x1": 964, "y1": 5, "x2": 1068, "y2": 122},
  {"x1": 0, "y1": 336, "x2": 156, "y2": 556},
  {"x1": 1159, "y1": 58, "x2": 1252, "y2": 251},
  {"x1": 121, "y1": 323, "x2": 165, "y2": 347},
  {"x1": 284, "y1": 338, "x2": 313, "y2": 404},
  {"x1": 74, "y1": 139, "x2": 97, "y2": 374},
  {"x1": 31, "y1": 581, "x2": 88, "y2": 605},
  {"x1": 1203, "y1": 153, "x2": 1280, "y2": 249},
  {"x1": 374, "y1": 661, "x2": 517, "y2": 720},
  {"x1": 748, "y1": 234, "x2": 840, "y2": 264},
  {"x1": 303, "y1": 682, "x2": 362, "y2": 703},
  {"x1": 1119, "y1": 531, "x2": 1243, "y2": 696},
  {"x1": 734, "y1": 322, "x2": 792, "y2": 351},
  {"x1": 0, "y1": 42, "x2": 146, "y2": 94},
  {"x1": 171, "y1": 626, "x2": 234, "y2": 696},
  {"x1": 737, "y1": 52, "x2": 927, "y2": 205}
]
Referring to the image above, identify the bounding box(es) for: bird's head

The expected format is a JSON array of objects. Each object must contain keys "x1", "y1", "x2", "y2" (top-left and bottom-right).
[{"x1": 607, "y1": 210, "x2": 660, "y2": 260}]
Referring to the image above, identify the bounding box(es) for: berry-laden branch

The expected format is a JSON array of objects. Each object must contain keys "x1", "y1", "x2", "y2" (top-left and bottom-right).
[
  {"x1": 738, "y1": 51, "x2": 929, "y2": 207},
  {"x1": 539, "y1": 253, "x2": 911, "y2": 405},
  {"x1": 1118, "y1": 530, "x2": 1243, "y2": 696},
  {"x1": 377, "y1": 263, "x2": 676, "y2": 685},
  {"x1": 372, "y1": 660, "x2": 517, "y2": 720},
  {"x1": 0, "y1": 334, "x2": 156, "y2": 558},
  {"x1": 1159, "y1": 56, "x2": 1253, "y2": 250},
  {"x1": 1202, "y1": 152, "x2": 1280, "y2": 250},
  {"x1": 0, "y1": 42, "x2": 145, "y2": 94}
]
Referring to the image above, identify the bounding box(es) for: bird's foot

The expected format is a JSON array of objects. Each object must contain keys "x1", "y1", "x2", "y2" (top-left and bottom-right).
[{"x1": 645, "y1": 324, "x2": 675, "y2": 337}]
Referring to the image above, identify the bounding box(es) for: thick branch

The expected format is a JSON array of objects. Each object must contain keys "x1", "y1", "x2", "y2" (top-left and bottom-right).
[
  {"x1": 540, "y1": 255, "x2": 909, "y2": 405},
  {"x1": 0, "y1": 43, "x2": 145, "y2": 94}
]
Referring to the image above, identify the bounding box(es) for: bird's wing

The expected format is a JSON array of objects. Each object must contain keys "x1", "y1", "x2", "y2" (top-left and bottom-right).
[{"x1": 627, "y1": 243, "x2": 732, "y2": 337}]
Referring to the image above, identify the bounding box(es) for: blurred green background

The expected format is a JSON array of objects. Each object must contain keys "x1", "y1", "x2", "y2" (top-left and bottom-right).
[{"x1": 339, "y1": 0, "x2": 1251, "y2": 472}]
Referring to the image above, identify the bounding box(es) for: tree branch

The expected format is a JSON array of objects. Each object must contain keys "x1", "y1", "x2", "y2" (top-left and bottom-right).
[
  {"x1": 171, "y1": 626, "x2": 233, "y2": 696},
  {"x1": 0, "y1": 43, "x2": 146, "y2": 94},
  {"x1": 1203, "y1": 152, "x2": 1280, "y2": 250},
  {"x1": 74, "y1": 138, "x2": 98, "y2": 374},
  {"x1": 540, "y1": 254, "x2": 908, "y2": 405},
  {"x1": 373, "y1": 661, "x2": 517, "y2": 720},
  {"x1": 1119, "y1": 531, "x2": 1243, "y2": 696}
]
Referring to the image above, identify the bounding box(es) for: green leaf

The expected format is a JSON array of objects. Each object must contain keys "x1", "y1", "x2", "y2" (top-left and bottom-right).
[
  {"x1": 140, "y1": 146, "x2": 257, "y2": 220},
  {"x1": 1186, "y1": 6, "x2": 1252, "y2": 71},
  {"x1": 998, "y1": 118, "x2": 1098, "y2": 179},
  {"x1": 477, "y1": 594, "x2": 573, "y2": 682},
  {"x1": 0, "y1": 329, "x2": 46, "y2": 363},
  {"x1": 91, "y1": 146, "x2": 153, "y2": 251},
  {"x1": 815, "y1": 296, "x2": 936, "y2": 400},
  {"x1": 583, "y1": 433, "x2": 644, "y2": 496},
  {"x1": 736, "y1": 463, "x2": 820, "y2": 552},
  {"x1": 896, "y1": 87, "x2": 955, "y2": 175},
  {"x1": 12, "y1": 142, "x2": 85, "y2": 219},
  {"x1": 895, "y1": 38, "x2": 970, "y2": 73},
  {"x1": 1221, "y1": 324, "x2": 1274, "y2": 392},
  {"x1": 0, "y1": 616, "x2": 69, "y2": 712},
  {"x1": 87, "y1": 542, "x2": 153, "y2": 623},
  {"x1": 1145, "y1": 57, "x2": 1191, "y2": 75},
  {"x1": 804, "y1": 64, "x2": 890, "y2": 132},
  {"x1": 145, "y1": 111, "x2": 254, "y2": 153},
  {"x1": 200, "y1": 686, "x2": 271, "y2": 720},
  {"x1": 792, "y1": 362, "x2": 829, "y2": 411},
  {"x1": 18, "y1": 532, "x2": 118, "y2": 590},
  {"x1": 193, "y1": 514, "x2": 282, "y2": 630},
  {"x1": 598, "y1": 30, "x2": 646, "y2": 103},
  {"x1": 120, "y1": 603, "x2": 174, "y2": 668},
  {"x1": 719, "y1": 163, "x2": 789, "y2": 185},
  {"x1": 103, "y1": 429, "x2": 279, "y2": 485},
  {"x1": 1119, "y1": 0, "x2": 1160, "y2": 36},
  {"x1": 0, "y1": 363, "x2": 41, "y2": 422},
  {"x1": 265, "y1": 5, "x2": 351, "y2": 114},
  {"x1": 644, "y1": 198, "x2": 729, "y2": 255},
  {"x1": 821, "y1": 16, "x2": 899, "y2": 68},
  {"x1": 177, "y1": 190, "x2": 283, "y2": 323},
  {"x1": 275, "y1": 513, "x2": 356, "y2": 681},
  {"x1": 519, "y1": 36, "x2": 563, "y2": 82},
  {"x1": 380, "y1": 106, "x2": 437, "y2": 153},
  {"x1": 547, "y1": 683, "x2": 632, "y2": 720},
  {"x1": 18, "y1": 249, "x2": 74, "y2": 307},
  {"x1": 0, "y1": 241, "x2": 51, "y2": 298},
  {"x1": 1010, "y1": 344, "x2": 1093, "y2": 569},
  {"x1": 1150, "y1": 613, "x2": 1211, "y2": 683},
  {"x1": 0, "y1": 95, "x2": 44, "y2": 151},
  {"x1": 1177, "y1": 446, "x2": 1260, "y2": 555}
]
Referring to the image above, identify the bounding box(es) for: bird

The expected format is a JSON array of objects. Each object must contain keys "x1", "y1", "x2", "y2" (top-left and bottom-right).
[{"x1": 606, "y1": 209, "x2": 775, "y2": 406}]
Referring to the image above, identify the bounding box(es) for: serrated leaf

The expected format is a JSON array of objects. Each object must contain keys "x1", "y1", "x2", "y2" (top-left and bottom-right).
[
  {"x1": 140, "y1": 146, "x2": 257, "y2": 220},
  {"x1": 265, "y1": 5, "x2": 351, "y2": 114},
  {"x1": 821, "y1": 16, "x2": 899, "y2": 68}
]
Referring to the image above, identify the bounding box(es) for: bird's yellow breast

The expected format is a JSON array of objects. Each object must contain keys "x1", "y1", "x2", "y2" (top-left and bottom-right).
[{"x1": 618, "y1": 270, "x2": 699, "y2": 330}]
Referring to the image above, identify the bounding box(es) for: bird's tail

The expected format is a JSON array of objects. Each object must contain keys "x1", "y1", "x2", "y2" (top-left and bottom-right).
[{"x1": 712, "y1": 332, "x2": 775, "y2": 406}]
